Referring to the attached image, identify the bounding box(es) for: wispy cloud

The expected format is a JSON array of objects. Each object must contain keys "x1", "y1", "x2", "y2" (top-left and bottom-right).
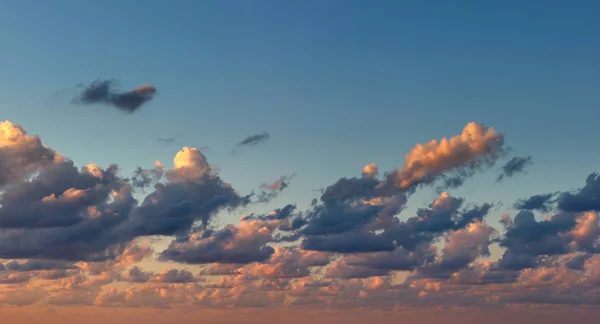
[
  {"x1": 237, "y1": 132, "x2": 270, "y2": 147},
  {"x1": 497, "y1": 156, "x2": 533, "y2": 182}
]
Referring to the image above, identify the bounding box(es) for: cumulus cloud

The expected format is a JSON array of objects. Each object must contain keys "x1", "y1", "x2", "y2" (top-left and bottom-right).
[
  {"x1": 72, "y1": 79, "x2": 157, "y2": 113},
  {"x1": 383, "y1": 122, "x2": 505, "y2": 191},
  {"x1": 158, "y1": 217, "x2": 280, "y2": 264},
  {"x1": 0, "y1": 124, "x2": 248, "y2": 261},
  {"x1": 496, "y1": 156, "x2": 533, "y2": 182}
]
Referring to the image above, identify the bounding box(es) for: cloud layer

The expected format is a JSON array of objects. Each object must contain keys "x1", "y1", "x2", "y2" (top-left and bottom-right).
[{"x1": 1, "y1": 120, "x2": 599, "y2": 312}]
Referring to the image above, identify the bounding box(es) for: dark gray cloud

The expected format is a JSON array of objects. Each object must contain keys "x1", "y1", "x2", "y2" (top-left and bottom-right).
[
  {"x1": 346, "y1": 245, "x2": 435, "y2": 272},
  {"x1": 496, "y1": 210, "x2": 587, "y2": 270},
  {"x1": 1, "y1": 260, "x2": 76, "y2": 272},
  {"x1": 236, "y1": 132, "x2": 270, "y2": 147},
  {"x1": 496, "y1": 156, "x2": 533, "y2": 182},
  {"x1": 558, "y1": 173, "x2": 600, "y2": 212},
  {"x1": 72, "y1": 79, "x2": 156, "y2": 113},
  {"x1": 513, "y1": 193, "x2": 557, "y2": 212},
  {"x1": 302, "y1": 230, "x2": 395, "y2": 253},
  {"x1": 242, "y1": 204, "x2": 297, "y2": 222}
]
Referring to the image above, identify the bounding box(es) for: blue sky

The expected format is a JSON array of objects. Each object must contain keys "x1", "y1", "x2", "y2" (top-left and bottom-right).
[{"x1": 0, "y1": 0, "x2": 599, "y2": 226}]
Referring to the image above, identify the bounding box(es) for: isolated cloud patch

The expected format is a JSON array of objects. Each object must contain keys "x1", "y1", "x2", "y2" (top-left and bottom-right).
[
  {"x1": 72, "y1": 79, "x2": 157, "y2": 113},
  {"x1": 256, "y1": 174, "x2": 295, "y2": 203},
  {"x1": 497, "y1": 156, "x2": 533, "y2": 182},
  {"x1": 236, "y1": 132, "x2": 270, "y2": 147}
]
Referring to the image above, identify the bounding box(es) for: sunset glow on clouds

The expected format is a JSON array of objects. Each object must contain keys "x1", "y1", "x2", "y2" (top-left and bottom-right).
[
  {"x1": 0, "y1": 120, "x2": 598, "y2": 318},
  {"x1": 1, "y1": 1, "x2": 599, "y2": 322}
]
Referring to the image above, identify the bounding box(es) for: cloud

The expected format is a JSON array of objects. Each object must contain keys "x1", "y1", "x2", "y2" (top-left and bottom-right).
[
  {"x1": 514, "y1": 193, "x2": 558, "y2": 212},
  {"x1": 558, "y1": 173, "x2": 600, "y2": 212},
  {"x1": 0, "y1": 121, "x2": 60, "y2": 188},
  {"x1": 382, "y1": 122, "x2": 506, "y2": 191},
  {"x1": 158, "y1": 216, "x2": 281, "y2": 264},
  {"x1": 3, "y1": 119, "x2": 600, "y2": 311},
  {"x1": 255, "y1": 174, "x2": 295, "y2": 203},
  {"x1": 0, "y1": 125, "x2": 248, "y2": 261},
  {"x1": 236, "y1": 132, "x2": 270, "y2": 147},
  {"x1": 497, "y1": 156, "x2": 533, "y2": 182},
  {"x1": 72, "y1": 79, "x2": 157, "y2": 113},
  {"x1": 156, "y1": 137, "x2": 176, "y2": 144}
]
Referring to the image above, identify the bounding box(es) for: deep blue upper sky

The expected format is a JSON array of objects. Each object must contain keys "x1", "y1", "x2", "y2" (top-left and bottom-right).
[{"x1": 0, "y1": 0, "x2": 599, "y2": 222}]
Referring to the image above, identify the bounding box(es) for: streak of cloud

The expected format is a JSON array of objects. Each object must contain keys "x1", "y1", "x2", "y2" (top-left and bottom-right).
[{"x1": 236, "y1": 132, "x2": 270, "y2": 147}]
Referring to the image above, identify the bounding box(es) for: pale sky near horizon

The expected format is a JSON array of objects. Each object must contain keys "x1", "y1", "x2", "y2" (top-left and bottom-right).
[{"x1": 0, "y1": 0, "x2": 599, "y2": 321}]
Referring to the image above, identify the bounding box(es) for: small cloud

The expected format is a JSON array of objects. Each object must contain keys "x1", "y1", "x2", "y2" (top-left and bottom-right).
[
  {"x1": 72, "y1": 79, "x2": 157, "y2": 113},
  {"x1": 237, "y1": 132, "x2": 270, "y2": 147},
  {"x1": 496, "y1": 156, "x2": 533, "y2": 182},
  {"x1": 256, "y1": 174, "x2": 295, "y2": 204},
  {"x1": 156, "y1": 132, "x2": 184, "y2": 144}
]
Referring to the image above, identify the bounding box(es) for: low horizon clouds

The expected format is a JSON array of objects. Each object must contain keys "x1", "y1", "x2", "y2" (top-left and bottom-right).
[{"x1": 0, "y1": 120, "x2": 598, "y2": 311}]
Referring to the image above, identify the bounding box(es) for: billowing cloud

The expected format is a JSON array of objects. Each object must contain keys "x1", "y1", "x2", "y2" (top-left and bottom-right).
[
  {"x1": 497, "y1": 156, "x2": 533, "y2": 182},
  {"x1": 383, "y1": 122, "x2": 505, "y2": 191},
  {"x1": 558, "y1": 173, "x2": 600, "y2": 212},
  {"x1": 72, "y1": 79, "x2": 157, "y2": 113}
]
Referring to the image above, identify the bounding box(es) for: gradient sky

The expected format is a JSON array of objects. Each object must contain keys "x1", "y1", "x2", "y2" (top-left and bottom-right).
[{"x1": 0, "y1": 0, "x2": 599, "y2": 322}]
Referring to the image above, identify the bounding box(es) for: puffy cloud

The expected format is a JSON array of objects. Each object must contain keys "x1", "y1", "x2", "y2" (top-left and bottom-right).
[
  {"x1": 420, "y1": 221, "x2": 495, "y2": 278},
  {"x1": 243, "y1": 247, "x2": 330, "y2": 278},
  {"x1": 496, "y1": 156, "x2": 533, "y2": 182},
  {"x1": 151, "y1": 269, "x2": 195, "y2": 284},
  {"x1": 72, "y1": 79, "x2": 157, "y2": 113},
  {"x1": 158, "y1": 217, "x2": 280, "y2": 264},
  {"x1": 558, "y1": 173, "x2": 600, "y2": 212},
  {"x1": 0, "y1": 124, "x2": 246, "y2": 261},
  {"x1": 383, "y1": 122, "x2": 505, "y2": 191},
  {"x1": 0, "y1": 121, "x2": 59, "y2": 188},
  {"x1": 3, "y1": 119, "x2": 600, "y2": 311}
]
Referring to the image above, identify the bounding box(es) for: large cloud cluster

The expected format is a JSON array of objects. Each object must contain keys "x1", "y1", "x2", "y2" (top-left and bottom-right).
[{"x1": 1, "y1": 120, "x2": 599, "y2": 311}]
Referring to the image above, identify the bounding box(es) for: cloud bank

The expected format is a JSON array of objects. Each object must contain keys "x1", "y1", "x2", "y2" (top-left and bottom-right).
[{"x1": 0, "y1": 120, "x2": 599, "y2": 313}]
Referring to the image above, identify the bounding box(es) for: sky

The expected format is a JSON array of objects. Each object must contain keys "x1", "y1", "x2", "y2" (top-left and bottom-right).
[{"x1": 0, "y1": 0, "x2": 599, "y2": 322}]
